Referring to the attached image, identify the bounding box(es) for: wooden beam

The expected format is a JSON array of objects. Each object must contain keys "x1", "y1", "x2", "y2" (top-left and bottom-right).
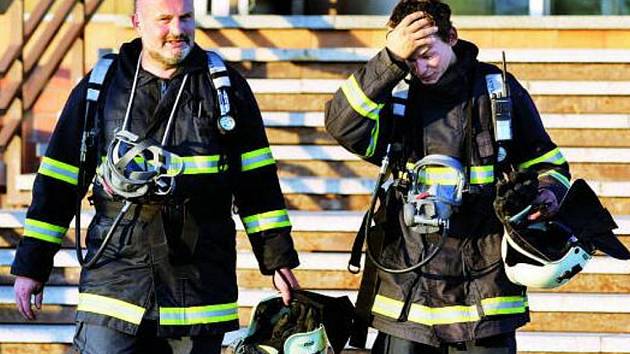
[
  {"x1": 23, "y1": 0, "x2": 76, "y2": 74},
  {"x1": 23, "y1": 0, "x2": 54, "y2": 40}
]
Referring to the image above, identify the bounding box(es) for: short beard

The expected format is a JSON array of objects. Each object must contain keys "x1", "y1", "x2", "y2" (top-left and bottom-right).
[{"x1": 147, "y1": 44, "x2": 192, "y2": 68}]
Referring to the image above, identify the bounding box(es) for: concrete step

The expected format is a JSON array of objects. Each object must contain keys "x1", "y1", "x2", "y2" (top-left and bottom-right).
[
  {"x1": 0, "y1": 291, "x2": 629, "y2": 333},
  {"x1": 261, "y1": 112, "x2": 630, "y2": 129},
  {"x1": 233, "y1": 61, "x2": 630, "y2": 81},
  {"x1": 2, "y1": 266, "x2": 627, "y2": 294},
  {"x1": 214, "y1": 48, "x2": 630, "y2": 64},
  {"x1": 265, "y1": 127, "x2": 629, "y2": 147},
  {"x1": 0, "y1": 322, "x2": 629, "y2": 353},
  {"x1": 248, "y1": 79, "x2": 630, "y2": 95},
  {"x1": 1, "y1": 250, "x2": 627, "y2": 276},
  {"x1": 254, "y1": 93, "x2": 630, "y2": 114},
  {"x1": 4, "y1": 287, "x2": 630, "y2": 314},
  {"x1": 274, "y1": 160, "x2": 630, "y2": 182}
]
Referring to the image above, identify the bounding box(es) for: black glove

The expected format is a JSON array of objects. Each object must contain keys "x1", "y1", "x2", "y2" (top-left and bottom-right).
[{"x1": 494, "y1": 170, "x2": 539, "y2": 225}]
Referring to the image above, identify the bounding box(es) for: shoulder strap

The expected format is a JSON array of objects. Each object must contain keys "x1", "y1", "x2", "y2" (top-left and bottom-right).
[
  {"x1": 86, "y1": 54, "x2": 117, "y2": 103},
  {"x1": 81, "y1": 53, "x2": 117, "y2": 172},
  {"x1": 206, "y1": 51, "x2": 237, "y2": 134},
  {"x1": 388, "y1": 74, "x2": 412, "y2": 173}
]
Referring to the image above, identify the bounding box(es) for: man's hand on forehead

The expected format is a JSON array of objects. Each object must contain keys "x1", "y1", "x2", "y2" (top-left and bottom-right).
[{"x1": 386, "y1": 11, "x2": 438, "y2": 61}]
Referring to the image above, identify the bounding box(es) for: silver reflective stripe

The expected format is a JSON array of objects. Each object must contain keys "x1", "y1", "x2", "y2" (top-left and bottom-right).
[
  {"x1": 87, "y1": 57, "x2": 114, "y2": 102},
  {"x1": 213, "y1": 76, "x2": 231, "y2": 89},
  {"x1": 207, "y1": 51, "x2": 229, "y2": 77},
  {"x1": 393, "y1": 103, "x2": 406, "y2": 116},
  {"x1": 207, "y1": 51, "x2": 233, "y2": 120},
  {"x1": 160, "y1": 308, "x2": 237, "y2": 322},
  {"x1": 77, "y1": 293, "x2": 145, "y2": 325},
  {"x1": 87, "y1": 88, "x2": 100, "y2": 102},
  {"x1": 391, "y1": 75, "x2": 410, "y2": 118}
]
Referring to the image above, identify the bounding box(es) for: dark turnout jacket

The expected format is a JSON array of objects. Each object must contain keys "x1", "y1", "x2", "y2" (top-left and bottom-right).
[
  {"x1": 325, "y1": 40, "x2": 570, "y2": 346},
  {"x1": 12, "y1": 39, "x2": 299, "y2": 337}
]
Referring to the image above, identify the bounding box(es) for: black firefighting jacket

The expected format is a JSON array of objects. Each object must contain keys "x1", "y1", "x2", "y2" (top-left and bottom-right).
[
  {"x1": 325, "y1": 40, "x2": 570, "y2": 346},
  {"x1": 12, "y1": 38, "x2": 299, "y2": 337}
]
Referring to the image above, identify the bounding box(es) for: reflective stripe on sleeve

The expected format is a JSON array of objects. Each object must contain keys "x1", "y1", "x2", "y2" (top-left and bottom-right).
[
  {"x1": 242, "y1": 209, "x2": 291, "y2": 234},
  {"x1": 241, "y1": 147, "x2": 275, "y2": 172},
  {"x1": 77, "y1": 293, "x2": 145, "y2": 325},
  {"x1": 23, "y1": 218, "x2": 67, "y2": 244},
  {"x1": 38, "y1": 156, "x2": 79, "y2": 186},
  {"x1": 539, "y1": 170, "x2": 571, "y2": 189},
  {"x1": 340, "y1": 75, "x2": 384, "y2": 121},
  {"x1": 160, "y1": 303, "x2": 239, "y2": 325},
  {"x1": 518, "y1": 148, "x2": 567, "y2": 170}
]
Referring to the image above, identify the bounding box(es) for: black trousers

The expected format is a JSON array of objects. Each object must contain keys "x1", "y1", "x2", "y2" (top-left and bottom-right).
[
  {"x1": 72, "y1": 320, "x2": 224, "y2": 354},
  {"x1": 371, "y1": 332, "x2": 517, "y2": 354}
]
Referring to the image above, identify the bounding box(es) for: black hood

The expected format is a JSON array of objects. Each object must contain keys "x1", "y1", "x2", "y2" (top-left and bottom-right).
[{"x1": 116, "y1": 38, "x2": 208, "y2": 88}]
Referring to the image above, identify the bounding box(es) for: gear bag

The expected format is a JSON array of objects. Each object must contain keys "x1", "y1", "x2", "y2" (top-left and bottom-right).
[{"x1": 228, "y1": 290, "x2": 354, "y2": 354}]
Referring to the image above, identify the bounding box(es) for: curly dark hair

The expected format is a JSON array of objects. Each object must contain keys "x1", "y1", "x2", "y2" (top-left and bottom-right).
[{"x1": 387, "y1": 0, "x2": 453, "y2": 42}]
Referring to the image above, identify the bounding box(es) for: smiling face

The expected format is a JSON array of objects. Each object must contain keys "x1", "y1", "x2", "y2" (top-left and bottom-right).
[
  {"x1": 406, "y1": 33, "x2": 457, "y2": 85},
  {"x1": 132, "y1": 0, "x2": 195, "y2": 69}
]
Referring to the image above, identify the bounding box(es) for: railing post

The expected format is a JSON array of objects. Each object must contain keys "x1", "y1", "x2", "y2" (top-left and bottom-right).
[
  {"x1": 529, "y1": 0, "x2": 550, "y2": 16},
  {"x1": 210, "y1": 0, "x2": 228, "y2": 16},
  {"x1": 0, "y1": 0, "x2": 23, "y2": 193}
]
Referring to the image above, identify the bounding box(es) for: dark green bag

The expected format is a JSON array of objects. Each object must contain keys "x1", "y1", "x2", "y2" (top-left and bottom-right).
[{"x1": 228, "y1": 290, "x2": 354, "y2": 354}]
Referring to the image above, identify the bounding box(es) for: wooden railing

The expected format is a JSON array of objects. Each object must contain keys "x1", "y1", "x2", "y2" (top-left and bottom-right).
[{"x1": 0, "y1": 0, "x2": 104, "y2": 157}]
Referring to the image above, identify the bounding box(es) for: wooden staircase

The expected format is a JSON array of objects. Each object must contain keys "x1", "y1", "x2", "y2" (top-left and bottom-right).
[{"x1": 0, "y1": 12, "x2": 629, "y2": 353}]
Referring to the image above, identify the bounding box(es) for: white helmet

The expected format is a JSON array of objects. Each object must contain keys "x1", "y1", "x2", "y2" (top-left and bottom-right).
[
  {"x1": 500, "y1": 179, "x2": 629, "y2": 289},
  {"x1": 501, "y1": 222, "x2": 591, "y2": 289}
]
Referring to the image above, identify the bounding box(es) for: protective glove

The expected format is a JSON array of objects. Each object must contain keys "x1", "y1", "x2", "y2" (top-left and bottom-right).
[{"x1": 494, "y1": 170, "x2": 539, "y2": 225}]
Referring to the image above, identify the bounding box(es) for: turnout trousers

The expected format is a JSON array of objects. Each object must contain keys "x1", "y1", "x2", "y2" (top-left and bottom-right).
[{"x1": 371, "y1": 332, "x2": 516, "y2": 354}]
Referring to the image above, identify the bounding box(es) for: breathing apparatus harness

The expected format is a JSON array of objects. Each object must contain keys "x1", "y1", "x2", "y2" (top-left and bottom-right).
[
  {"x1": 75, "y1": 51, "x2": 236, "y2": 268},
  {"x1": 350, "y1": 53, "x2": 515, "y2": 276}
]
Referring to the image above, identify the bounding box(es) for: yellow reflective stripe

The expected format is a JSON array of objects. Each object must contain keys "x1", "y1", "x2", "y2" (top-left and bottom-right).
[
  {"x1": 470, "y1": 165, "x2": 494, "y2": 184},
  {"x1": 539, "y1": 170, "x2": 571, "y2": 189},
  {"x1": 341, "y1": 75, "x2": 383, "y2": 121},
  {"x1": 420, "y1": 167, "x2": 460, "y2": 185},
  {"x1": 409, "y1": 165, "x2": 494, "y2": 185},
  {"x1": 241, "y1": 147, "x2": 275, "y2": 172},
  {"x1": 372, "y1": 295, "x2": 404, "y2": 319},
  {"x1": 77, "y1": 293, "x2": 145, "y2": 325},
  {"x1": 372, "y1": 295, "x2": 528, "y2": 326},
  {"x1": 23, "y1": 218, "x2": 67, "y2": 244},
  {"x1": 518, "y1": 148, "x2": 566, "y2": 169},
  {"x1": 408, "y1": 303, "x2": 480, "y2": 325},
  {"x1": 160, "y1": 302, "x2": 239, "y2": 325},
  {"x1": 481, "y1": 296, "x2": 528, "y2": 316},
  {"x1": 179, "y1": 155, "x2": 222, "y2": 174},
  {"x1": 38, "y1": 156, "x2": 79, "y2": 185},
  {"x1": 365, "y1": 116, "x2": 380, "y2": 157},
  {"x1": 242, "y1": 209, "x2": 291, "y2": 234},
  {"x1": 129, "y1": 155, "x2": 222, "y2": 175}
]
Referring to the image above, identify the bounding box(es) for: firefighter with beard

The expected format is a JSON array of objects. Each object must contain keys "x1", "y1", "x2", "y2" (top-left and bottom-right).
[{"x1": 12, "y1": 0, "x2": 300, "y2": 352}]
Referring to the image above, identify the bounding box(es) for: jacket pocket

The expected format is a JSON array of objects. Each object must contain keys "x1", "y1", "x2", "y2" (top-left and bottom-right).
[{"x1": 85, "y1": 214, "x2": 145, "y2": 262}]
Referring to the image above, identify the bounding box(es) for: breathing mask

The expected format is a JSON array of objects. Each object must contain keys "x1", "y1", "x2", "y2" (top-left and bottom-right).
[{"x1": 403, "y1": 154, "x2": 465, "y2": 234}]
